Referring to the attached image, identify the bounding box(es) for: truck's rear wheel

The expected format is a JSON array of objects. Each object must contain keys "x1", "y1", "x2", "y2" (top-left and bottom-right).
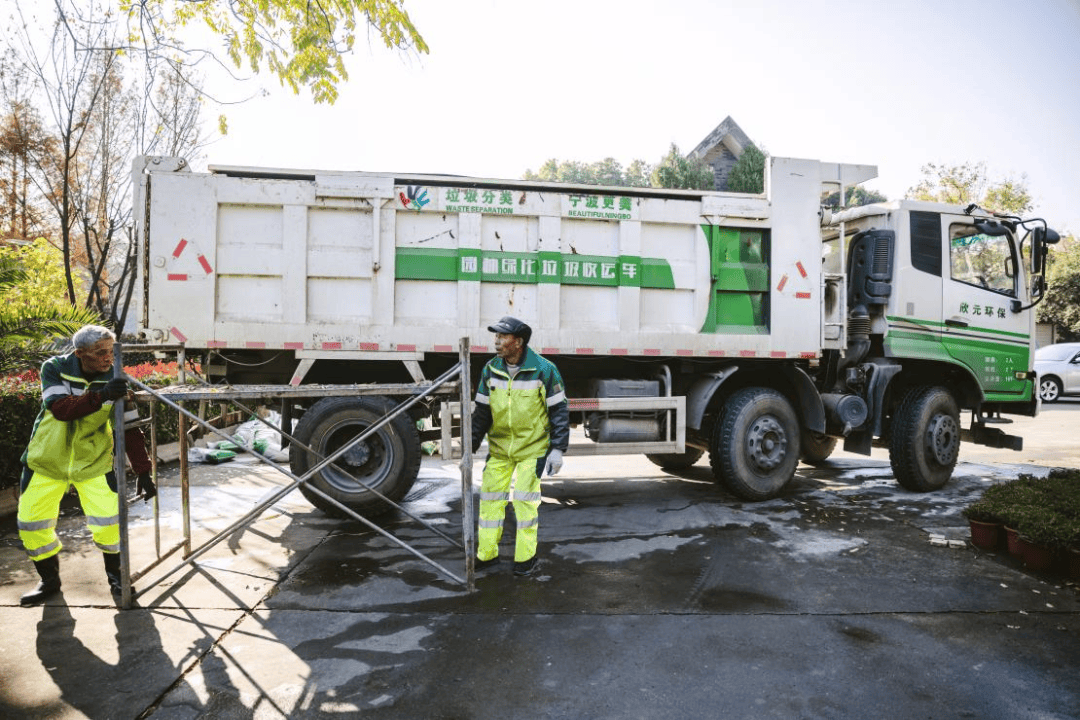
[
  {"x1": 290, "y1": 396, "x2": 421, "y2": 518},
  {"x1": 799, "y1": 430, "x2": 837, "y2": 465},
  {"x1": 645, "y1": 447, "x2": 705, "y2": 471},
  {"x1": 710, "y1": 388, "x2": 800, "y2": 501},
  {"x1": 888, "y1": 386, "x2": 959, "y2": 492}
]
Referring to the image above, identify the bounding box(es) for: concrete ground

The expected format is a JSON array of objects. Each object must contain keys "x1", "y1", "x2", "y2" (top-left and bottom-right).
[{"x1": 1, "y1": 401, "x2": 1079, "y2": 719}]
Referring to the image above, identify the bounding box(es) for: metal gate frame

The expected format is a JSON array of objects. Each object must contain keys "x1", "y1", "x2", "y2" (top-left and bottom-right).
[{"x1": 111, "y1": 340, "x2": 476, "y2": 609}]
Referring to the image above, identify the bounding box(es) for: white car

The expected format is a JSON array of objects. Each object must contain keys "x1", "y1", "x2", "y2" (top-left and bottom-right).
[{"x1": 1034, "y1": 342, "x2": 1080, "y2": 402}]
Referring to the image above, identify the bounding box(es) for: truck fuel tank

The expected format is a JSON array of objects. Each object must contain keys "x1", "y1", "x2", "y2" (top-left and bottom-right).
[{"x1": 584, "y1": 379, "x2": 663, "y2": 443}]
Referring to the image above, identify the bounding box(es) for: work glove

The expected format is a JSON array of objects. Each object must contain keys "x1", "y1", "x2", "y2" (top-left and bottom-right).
[
  {"x1": 135, "y1": 472, "x2": 157, "y2": 502},
  {"x1": 98, "y1": 377, "x2": 128, "y2": 401},
  {"x1": 544, "y1": 448, "x2": 564, "y2": 476}
]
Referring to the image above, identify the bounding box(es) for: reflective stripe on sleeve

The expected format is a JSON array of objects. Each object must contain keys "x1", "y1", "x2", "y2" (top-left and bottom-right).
[
  {"x1": 546, "y1": 390, "x2": 566, "y2": 406},
  {"x1": 43, "y1": 385, "x2": 72, "y2": 400}
]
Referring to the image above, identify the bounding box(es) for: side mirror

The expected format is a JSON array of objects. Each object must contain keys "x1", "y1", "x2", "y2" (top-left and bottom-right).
[
  {"x1": 1031, "y1": 226, "x2": 1060, "y2": 275},
  {"x1": 1034, "y1": 226, "x2": 1061, "y2": 245}
]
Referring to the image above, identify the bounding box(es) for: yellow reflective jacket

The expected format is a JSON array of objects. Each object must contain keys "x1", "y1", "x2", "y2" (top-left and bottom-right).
[
  {"x1": 21, "y1": 353, "x2": 117, "y2": 482},
  {"x1": 472, "y1": 347, "x2": 569, "y2": 461}
]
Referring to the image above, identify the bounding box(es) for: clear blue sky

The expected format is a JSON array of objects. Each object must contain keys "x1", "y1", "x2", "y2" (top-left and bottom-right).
[{"x1": 205, "y1": 0, "x2": 1080, "y2": 234}]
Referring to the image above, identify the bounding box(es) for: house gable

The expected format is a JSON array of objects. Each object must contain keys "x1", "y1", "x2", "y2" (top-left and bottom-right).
[{"x1": 688, "y1": 116, "x2": 754, "y2": 191}]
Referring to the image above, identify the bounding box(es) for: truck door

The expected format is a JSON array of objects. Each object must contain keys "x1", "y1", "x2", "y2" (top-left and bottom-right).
[{"x1": 940, "y1": 214, "x2": 1030, "y2": 397}]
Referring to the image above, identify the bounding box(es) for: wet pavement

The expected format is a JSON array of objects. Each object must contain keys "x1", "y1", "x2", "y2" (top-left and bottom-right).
[{"x1": 1, "y1": 401, "x2": 1079, "y2": 718}]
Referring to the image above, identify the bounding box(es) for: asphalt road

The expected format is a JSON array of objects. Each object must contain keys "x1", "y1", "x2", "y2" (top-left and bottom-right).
[{"x1": 1, "y1": 399, "x2": 1078, "y2": 719}]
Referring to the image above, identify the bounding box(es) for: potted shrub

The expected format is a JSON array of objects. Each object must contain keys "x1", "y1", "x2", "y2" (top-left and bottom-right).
[
  {"x1": 987, "y1": 479, "x2": 1042, "y2": 557},
  {"x1": 962, "y1": 499, "x2": 1005, "y2": 550},
  {"x1": 1014, "y1": 506, "x2": 1067, "y2": 571}
]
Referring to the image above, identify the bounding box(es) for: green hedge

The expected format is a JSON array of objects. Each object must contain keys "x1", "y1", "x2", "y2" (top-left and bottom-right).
[
  {"x1": 0, "y1": 372, "x2": 40, "y2": 491},
  {"x1": 0, "y1": 362, "x2": 190, "y2": 492}
]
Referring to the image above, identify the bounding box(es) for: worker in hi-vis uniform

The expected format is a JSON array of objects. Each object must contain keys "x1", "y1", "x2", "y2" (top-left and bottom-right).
[
  {"x1": 471, "y1": 316, "x2": 569, "y2": 577},
  {"x1": 17, "y1": 325, "x2": 155, "y2": 607}
]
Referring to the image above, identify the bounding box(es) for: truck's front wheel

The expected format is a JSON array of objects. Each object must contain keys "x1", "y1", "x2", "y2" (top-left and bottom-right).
[
  {"x1": 290, "y1": 396, "x2": 421, "y2": 518},
  {"x1": 888, "y1": 386, "x2": 959, "y2": 492},
  {"x1": 710, "y1": 388, "x2": 800, "y2": 501}
]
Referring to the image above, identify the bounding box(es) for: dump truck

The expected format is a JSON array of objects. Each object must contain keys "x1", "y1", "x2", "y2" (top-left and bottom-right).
[{"x1": 133, "y1": 154, "x2": 1060, "y2": 515}]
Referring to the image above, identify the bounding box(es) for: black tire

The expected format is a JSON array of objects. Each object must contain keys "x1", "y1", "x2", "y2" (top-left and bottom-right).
[
  {"x1": 709, "y1": 388, "x2": 801, "y2": 501},
  {"x1": 800, "y1": 430, "x2": 838, "y2": 465},
  {"x1": 290, "y1": 396, "x2": 421, "y2": 518},
  {"x1": 1039, "y1": 376, "x2": 1062, "y2": 403},
  {"x1": 888, "y1": 386, "x2": 959, "y2": 492},
  {"x1": 645, "y1": 447, "x2": 705, "y2": 471}
]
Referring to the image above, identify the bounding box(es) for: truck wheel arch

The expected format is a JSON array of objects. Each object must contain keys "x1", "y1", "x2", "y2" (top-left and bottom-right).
[
  {"x1": 685, "y1": 368, "x2": 739, "y2": 432},
  {"x1": 684, "y1": 364, "x2": 825, "y2": 436},
  {"x1": 886, "y1": 361, "x2": 985, "y2": 418},
  {"x1": 780, "y1": 365, "x2": 826, "y2": 435}
]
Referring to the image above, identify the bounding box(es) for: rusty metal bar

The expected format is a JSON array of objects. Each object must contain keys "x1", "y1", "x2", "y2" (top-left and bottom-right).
[
  {"x1": 459, "y1": 339, "x2": 475, "y2": 591},
  {"x1": 112, "y1": 344, "x2": 133, "y2": 609},
  {"x1": 178, "y1": 401, "x2": 191, "y2": 557},
  {"x1": 149, "y1": 400, "x2": 161, "y2": 558},
  {"x1": 137, "y1": 382, "x2": 457, "y2": 403}
]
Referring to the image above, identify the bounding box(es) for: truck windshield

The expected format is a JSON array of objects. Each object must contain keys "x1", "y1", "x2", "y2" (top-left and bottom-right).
[{"x1": 949, "y1": 224, "x2": 1015, "y2": 296}]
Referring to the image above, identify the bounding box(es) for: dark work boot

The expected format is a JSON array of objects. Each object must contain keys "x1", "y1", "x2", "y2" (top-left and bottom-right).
[
  {"x1": 513, "y1": 556, "x2": 539, "y2": 577},
  {"x1": 20, "y1": 554, "x2": 61, "y2": 606},
  {"x1": 102, "y1": 552, "x2": 124, "y2": 599}
]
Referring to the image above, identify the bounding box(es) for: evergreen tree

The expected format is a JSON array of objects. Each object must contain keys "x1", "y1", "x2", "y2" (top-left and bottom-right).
[{"x1": 726, "y1": 145, "x2": 766, "y2": 194}]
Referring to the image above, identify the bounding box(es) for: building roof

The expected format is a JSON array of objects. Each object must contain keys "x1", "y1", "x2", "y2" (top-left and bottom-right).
[{"x1": 688, "y1": 116, "x2": 754, "y2": 161}]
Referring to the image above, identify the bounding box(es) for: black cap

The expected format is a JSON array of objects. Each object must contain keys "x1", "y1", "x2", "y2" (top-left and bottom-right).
[{"x1": 488, "y1": 316, "x2": 532, "y2": 344}]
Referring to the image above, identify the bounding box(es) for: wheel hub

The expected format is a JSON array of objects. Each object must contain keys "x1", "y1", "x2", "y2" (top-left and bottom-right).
[
  {"x1": 925, "y1": 414, "x2": 960, "y2": 465},
  {"x1": 342, "y1": 441, "x2": 373, "y2": 468},
  {"x1": 747, "y1": 416, "x2": 787, "y2": 470},
  {"x1": 321, "y1": 423, "x2": 388, "y2": 490},
  {"x1": 1041, "y1": 380, "x2": 1059, "y2": 401}
]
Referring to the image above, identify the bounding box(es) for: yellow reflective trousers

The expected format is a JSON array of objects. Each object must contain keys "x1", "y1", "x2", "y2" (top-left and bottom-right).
[
  {"x1": 18, "y1": 470, "x2": 120, "y2": 561},
  {"x1": 477, "y1": 455, "x2": 543, "y2": 563}
]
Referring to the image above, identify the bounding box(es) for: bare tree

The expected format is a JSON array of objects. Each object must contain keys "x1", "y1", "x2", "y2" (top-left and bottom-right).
[
  {"x1": 71, "y1": 51, "x2": 134, "y2": 323},
  {"x1": 1, "y1": 0, "x2": 208, "y2": 329},
  {"x1": 0, "y1": 58, "x2": 55, "y2": 246},
  {"x1": 139, "y1": 59, "x2": 210, "y2": 159},
  {"x1": 6, "y1": 0, "x2": 121, "y2": 306}
]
